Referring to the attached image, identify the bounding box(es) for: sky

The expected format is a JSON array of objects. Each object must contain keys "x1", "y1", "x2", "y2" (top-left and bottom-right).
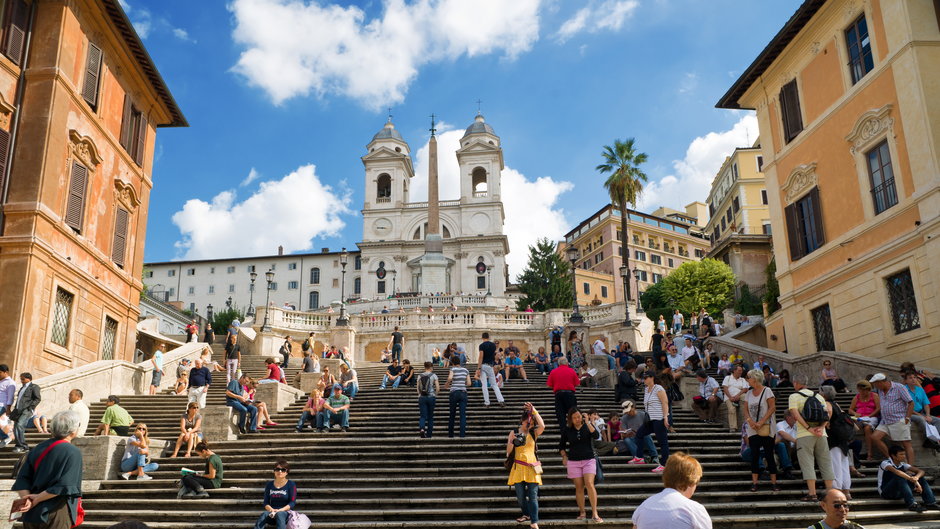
[{"x1": 131, "y1": 0, "x2": 802, "y2": 278}]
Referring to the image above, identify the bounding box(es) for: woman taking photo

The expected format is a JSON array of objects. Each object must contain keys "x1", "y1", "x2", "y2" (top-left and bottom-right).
[
  {"x1": 253, "y1": 460, "x2": 297, "y2": 529},
  {"x1": 633, "y1": 371, "x2": 670, "y2": 473},
  {"x1": 742, "y1": 369, "x2": 778, "y2": 492},
  {"x1": 506, "y1": 402, "x2": 545, "y2": 529},
  {"x1": 120, "y1": 423, "x2": 159, "y2": 480},
  {"x1": 171, "y1": 403, "x2": 203, "y2": 458},
  {"x1": 560, "y1": 407, "x2": 602, "y2": 523}
]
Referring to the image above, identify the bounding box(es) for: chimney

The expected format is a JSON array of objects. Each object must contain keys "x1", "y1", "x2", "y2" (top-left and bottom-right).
[
  {"x1": 321, "y1": 248, "x2": 329, "y2": 253},
  {"x1": 278, "y1": 245, "x2": 284, "y2": 256}
]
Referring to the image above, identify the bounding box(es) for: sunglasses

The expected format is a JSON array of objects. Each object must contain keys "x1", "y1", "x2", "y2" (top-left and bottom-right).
[
  {"x1": 273, "y1": 468, "x2": 287, "y2": 473},
  {"x1": 832, "y1": 502, "x2": 851, "y2": 510},
  {"x1": 136, "y1": 427, "x2": 147, "y2": 432}
]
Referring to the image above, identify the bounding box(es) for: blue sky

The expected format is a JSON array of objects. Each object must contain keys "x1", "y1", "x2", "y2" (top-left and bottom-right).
[{"x1": 131, "y1": 0, "x2": 801, "y2": 276}]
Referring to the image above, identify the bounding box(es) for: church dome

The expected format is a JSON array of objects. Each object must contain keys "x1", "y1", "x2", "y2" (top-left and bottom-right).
[
  {"x1": 373, "y1": 120, "x2": 404, "y2": 142},
  {"x1": 462, "y1": 114, "x2": 495, "y2": 138}
]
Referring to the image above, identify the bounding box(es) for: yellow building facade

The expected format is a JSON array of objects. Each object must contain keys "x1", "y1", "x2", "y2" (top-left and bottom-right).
[
  {"x1": 718, "y1": 0, "x2": 940, "y2": 365},
  {"x1": 562, "y1": 204, "x2": 711, "y2": 306}
]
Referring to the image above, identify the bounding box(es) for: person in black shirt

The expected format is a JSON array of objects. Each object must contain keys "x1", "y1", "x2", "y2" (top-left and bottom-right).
[
  {"x1": 380, "y1": 360, "x2": 403, "y2": 389},
  {"x1": 559, "y1": 408, "x2": 602, "y2": 523},
  {"x1": 400, "y1": 360, "x2": 416, "y2": 387},
  {"x1": 648, "y1": 329, "x2": 666, "y2": 370},
  {"x1": 387, "y1": 327, "x2": 405, "y2": 363},
  {"x1": 476, "y1": 332, "x2": 505, "y2": 406}
]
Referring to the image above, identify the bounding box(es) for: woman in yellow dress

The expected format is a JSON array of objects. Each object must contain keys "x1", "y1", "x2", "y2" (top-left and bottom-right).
[{"x1": 507, "y1": 402, "x2": 545, "y2": 529}]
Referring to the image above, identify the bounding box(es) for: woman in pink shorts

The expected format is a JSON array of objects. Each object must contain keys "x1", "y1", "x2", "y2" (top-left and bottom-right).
[{"x1": 560, "y1": 407, "x2": 602, "y2": 523}]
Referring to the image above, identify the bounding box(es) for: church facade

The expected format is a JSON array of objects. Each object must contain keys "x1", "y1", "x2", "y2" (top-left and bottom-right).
[{"x1": 357, "y1": 114, "x2": 510, "y2": 299}]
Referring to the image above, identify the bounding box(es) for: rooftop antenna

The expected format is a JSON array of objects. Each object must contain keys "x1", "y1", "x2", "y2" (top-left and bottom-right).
[
  {"x1": 429, "y1": 113, "x2": 436, "y2": 137},
  {"x1": 387, "y1": 107, "x2": 393, "y2": 123},
  {"x1": 475, "y1": 99, "x2": 483, "y2": 115}
]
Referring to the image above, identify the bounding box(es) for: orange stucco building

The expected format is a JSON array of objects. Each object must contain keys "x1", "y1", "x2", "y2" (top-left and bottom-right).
[
  {"x1": 0, "y1": 0, "x2": 185, "y2": 376},
  {"x1": 718, "y1": 0, "x2": 940, "y2": 365}
]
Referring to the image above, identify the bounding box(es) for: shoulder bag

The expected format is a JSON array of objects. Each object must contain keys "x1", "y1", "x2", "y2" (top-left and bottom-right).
[
  {"x1": 756, "y1": 388, "x2": 772, "y2": 437},
  {"x1": 11, "y1": 440, "x2": 84, "y2": 527}
]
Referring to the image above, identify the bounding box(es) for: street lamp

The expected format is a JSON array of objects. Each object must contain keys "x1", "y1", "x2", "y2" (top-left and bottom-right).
[
  {"x1": 337, "y1": 248, "x2": 349, "y2": 326},
  {"x1": 565, "y1": 246, "x2": 583, "y2": 324},
  {"x1": 486, "y1": 265, "x2": 492, "y2": 296},
  {"x1": 633, "y1": 269, "x2": 644, "y2": 313},
  {"x1": 391, "y1": 269, "x2": 397, "y2": 296},
  {"x1": 260, "y1": 269, "x2": 274, "y2": 332},
  {"x1": 247, "y1": 271, "x2": 258, "y2": 317},
  {"x1": 206, "y1": 304, "x2": 213, "y2": 322},
  {"x1": 226, "y1": 296, "x2": 232, "y2": 309},
  {"x1": 619, "y1": 265, "x2": 632, "y2": 326}
]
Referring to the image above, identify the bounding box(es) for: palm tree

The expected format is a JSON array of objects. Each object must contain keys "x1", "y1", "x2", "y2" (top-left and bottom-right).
[{"x1": 597, "y1": 138, "x2": 648, "y2": 310}]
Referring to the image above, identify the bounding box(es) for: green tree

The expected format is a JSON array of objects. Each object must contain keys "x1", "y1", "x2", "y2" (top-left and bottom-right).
[
  {"x1": 734, "y1": 283, "x2": 763, "y2": 316},
  {"x1": 660, "y1": 259, "x2": 735, "y2": 316},
  {"x1": 515, "y1": 238, "x2": 574, "y2": 311},
  {"x1": 596, "y1": 138, "x2": 648, "y2": 301},
  {"x1": 639, "y1": 280, "x2": 678, "y2": 324},
  {"x1": 212, "y1": 307, "x2": 244, "y2": 335},
  {"x1": 763, "y1": 258, "x2": 781, "y2": 315}
]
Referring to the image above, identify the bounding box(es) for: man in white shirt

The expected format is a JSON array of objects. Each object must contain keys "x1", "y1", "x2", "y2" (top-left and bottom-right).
[
  {"x1": 775, "y1": 409, "x2": 798, "y2": 479},
  {"x1": 672, "y1": 309, "x2": 684, "y2": 334},
  {"x1": 150, "y1": 344, "x2": 166, "y2": 395},
  {"x1": 632, "y1": 452, "x2": 712, "y2": 528},
  {"x1": 722, "y1": 365, "x2": 750, "y2": 433},
  {"x1": 67, "y1": 388, "x2": 91, "y2": 437},
  {"x1": 593, "y1": 336, "x2": 616, "y2": 371}
]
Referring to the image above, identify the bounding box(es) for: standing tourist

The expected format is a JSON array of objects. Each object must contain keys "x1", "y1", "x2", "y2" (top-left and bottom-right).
[
  {"x1": 224, "y1": 335, "x2": 241, "y2": 384},
  {"x1": 149, "y1": 344, "x2": 166, "y2": 395},
  {"x1": 560, "y1": 408, "x2": 602, "y2": 523},
  {"x1": 742, "y1": 369, "x2": 778, "y2": 492},
  {"x1": 820, "y1": 385, "x2": 853, "y2": 500},
  {"x1": 187, "y1": 359, "x2": 212, "y2": 409},
  {"x1": 869, "y1": 373, "x2": 914, "y2": 464},
  {"x1": 204, "y1": 324, "x2": 215, "y2": 345},
  {"x1": 446, "y1": 357, "x2": 471, "y2": 438},
  {"x1": 253, "y1": 460, "x2": 297, "y2": 529},
  {"x1": 648, "y1": 329, "x2": 665, "y2": 370},
  {"x1": 417, "y1": 362, "x2": 439, "y2": 438},
  {"x1": 11, "y1": 373, "x2": 41, "y2": 453},
  {"x1": 632, "y1": 452, "x2": 712, "y2": 529},
  {"x1": 672, "y1": 309, "x2": 684, "y2": 334},
  {"x1": 185, "y1": 320, "x2": 198, "y2": 343},
  {"x1": 0, "y1": 365, "x2": 15, "y2": 417},
  {"x1": 119, "y1": 424, "x2": 158, "y2": 481},
  {"x1": 634, "y1": 371, "x2": 671, "y2": 473},
  {"x1": 547, "y1": 357, "x2": 579, "y2": 448},
  {"x1": 179, "y1": 441, "x2": 223, "y2": 499},
  {"x1": 10, "y1": 411, "x2": 83, "y2": 528},
  {"x1": 66, "y1": 390, "x2": 90, "y2": 438},
  {"x1": 279, "y1": 336, "x2": 293, "y2": 370},
  {"x1": 93, "y1": 395, "x2": 133, "y2": 436},
  {"x1": 507, "y1": 403, "x2": 545, "y2": 529},
  {"x1": 789, "y1": 375, "x2": 834, "y2": 502},
  {"x1": 387, "y1": 326, "x2": 404, "y2": 363},
  {"x1": 657, "y1": 314, "x2": 667, "y2": 333},
  {"x1": 567, "y1": 331, "x2": 585, "y2": 370},
  {"x1": 476, "y1": 332, "x2": 505, "y2": 407}
]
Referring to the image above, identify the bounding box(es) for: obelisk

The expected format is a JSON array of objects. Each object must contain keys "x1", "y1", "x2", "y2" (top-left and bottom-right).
[{"x1": 418, "y1": 114, "x2": 448, "y2": 293}]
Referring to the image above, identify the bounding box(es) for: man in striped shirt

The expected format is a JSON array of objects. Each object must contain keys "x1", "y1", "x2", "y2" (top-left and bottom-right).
[
  {"x1": 870, "y1": 372, "x2": 915, "y2": 464},
  {"x1": 445, "y1": 357, "x2": 471, "y2": 438}
]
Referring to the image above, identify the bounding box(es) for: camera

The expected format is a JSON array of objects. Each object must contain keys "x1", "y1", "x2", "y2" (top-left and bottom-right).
[{"x1": 512, "y1": 432, "x2": 527, "y2": 447}]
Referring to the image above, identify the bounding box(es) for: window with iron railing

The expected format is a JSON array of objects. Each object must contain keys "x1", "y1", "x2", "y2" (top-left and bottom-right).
[
  {"x1": 51, "y1": 288, "x2": 74, "y2": 347},
  {"x1": 845, "y1": 15, "x2": 873, "y2": 84},
  {"x1": 886, "y1": 269, "x2": 919, "y2": 334},
  {"x1": 866, "y1": 140, "x2": 898, "y2": 215},
  {"x1": 811, "y1": 304, "x2": 835, "y2": 351}
]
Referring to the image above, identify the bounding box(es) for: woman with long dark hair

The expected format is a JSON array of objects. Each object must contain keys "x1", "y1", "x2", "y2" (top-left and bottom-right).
[
  {"x1": 560, "y1": 407, "x2": 602, "y2": 523},
  {"x1": 506, "y1": 402, "x2": 545, "y2": 529}
]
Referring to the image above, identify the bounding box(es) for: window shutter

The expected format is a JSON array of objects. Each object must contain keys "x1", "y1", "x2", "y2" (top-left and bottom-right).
[
  {"x1": 134, "y1": 113, "x2": 146, "y2": 166},
  {"x1": 65, "y1": 162, "x2": 88, "y2": 232},
  {"x1": 780, "y1": 80, "x2": 804, "y2": 143},
  {"x1": 784, "y1": 203, "x2": 803, "y2": 261},
  {"x1": 112, "y1": 207, "x2": 129, "y2": 267},
  {"x1": 808, "y1": 187, "x2": 825, "y2": 247},
  {"x1": 0, "y1": 127, "x2": 10, "y2": 200},
  {"x1": 81, "y1": 42, "x2": 103, "y2": 108},
  {"x1": 119, "y1": 95, "x2": 132, "y2": 150},
  {"x1": 4, "y1": 0, "x2": 28, "y2": 66}
]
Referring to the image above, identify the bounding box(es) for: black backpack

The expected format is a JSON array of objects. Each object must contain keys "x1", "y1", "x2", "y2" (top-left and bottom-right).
[
  {"x1": 828, "y1": 403, "x2": 856, "y2": 448},
  {"x1": 301, "y1": 338, "x2": 311, "y2": 352},
  {"x1": 418, "y1": 373, "x2": 434, "y2": 396},
  {"x1": 799, "y1": 390, "x2": 827, "y2": 426}
]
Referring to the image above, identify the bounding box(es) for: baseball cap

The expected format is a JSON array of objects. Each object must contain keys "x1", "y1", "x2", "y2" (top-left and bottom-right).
[
  {"x1": 869, "y1": 373, "x2": 886, "y2": 383},
  {"x1": 333, "y1": 383, "x2": 343, "y2": 390},
  {"x1": 621, "y1": 400, "x2": 635, "y2": 411},
  {"x1": 642, "y1": 370, "x2": 656, "y2": 379}
]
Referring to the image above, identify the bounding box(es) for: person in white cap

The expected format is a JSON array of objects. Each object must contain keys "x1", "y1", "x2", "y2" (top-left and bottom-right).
[{"x1": 869, "y1": 373, "x2": 915, "y2": 464}]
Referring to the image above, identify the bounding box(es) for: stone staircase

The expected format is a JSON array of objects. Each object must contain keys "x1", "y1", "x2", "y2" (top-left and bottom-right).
[{"x1": 9, "y1": 356, "x2": 940, "y2": 528}]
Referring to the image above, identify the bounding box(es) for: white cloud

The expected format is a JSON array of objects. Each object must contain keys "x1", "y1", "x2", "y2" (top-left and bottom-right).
[
  {"x1": 171, "y1": 165, "x2": 352, "y2": 260},
  {"x1": 228, "y1": 0, "x2": 542, "y2": 108},
  {"x1": 555, "y1": 0, "x2": 638, "y2": 42},
  {"x1": 409, "y1": 122, "x2": 573, "y2": 278},
  {"x1": 240, "y1": 167, "x2": 260, "y2": 187},
  {"x1": 636, "y1": 113, "x2": 759, "y2": 216},
  {"x1": 172, "y1": 27, "x2": 196, "y2": 43},
  {"x1": 677, "y1": 72, "x2": 698, "y2": 94}
]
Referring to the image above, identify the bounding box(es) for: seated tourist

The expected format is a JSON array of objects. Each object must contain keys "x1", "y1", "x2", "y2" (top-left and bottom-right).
[
  {"x1": 94, "y1": 395, "x2": 134, "y2": 436},
  {"x1": 225, "y1": 374, "x2": 259, "y2": 434},
  {"x1": 631, "y1": 452, "x2": 711, "y2": 528},
  {"x1": 728, "y1": 349, "x2": 744, "y2": 365},
  {"x1": 588, "y1": 409, "x2": 617, "y2": 455},
  {"x1": 246, "y1": 380, "x2": 278, "y2": 429},
  {"x1": 821, "y1": 360, "x2": 847, "y2": 393},
  {"x1": 776, "y1": 369, "x2": 794, "y2": 388},
  {"x1": 774, "y1": 410, "x2": 798, "y2": 480},
  {"x1": 810, "y1": 489, "x2": 865, "y2": 529},
  {"x1": 704, "y1": 343, "x2": 719, "y2": 368},
  {"x1": 431, "y1": 348, "x2": 442, "y2": 367},
  {"x1": 534, "y1": 347, "x2": 551, "y2": 375},
  {"x1": 716, "y1": 353, "x2": 732, "y2": 378},
  {"x1": 301, "y1": 351, "x2": 320, "y2": 373},
  {"x1": 878, "y1": 444, "x2": 940, "y2": 512},
  {"x1": 120, "y1": 424, "x2": 158, "y2": 481},
  {"x1": 849, "y1": 380, "x2": 881, "y2": 460},
  {"x1": 262, "y1": 358, "x2": 286, "y2": 384},
  {"x1": 380, "y1": 348, "x2": 391, "y2": 363},
  {"x1": 614, "y1": 361, "x2": 639, "y2": 403},
  {"x1": 339, "y1": 364, "x2": 359, "y2": 399},
  {"x1": 606, "y1": 412, "x2": 621, "y2": 445},
  {"x1": 179, "y1": 441, "x2": 223, "y2": 499},
  {"x1": 323, "y1": 384, "x2": 351, "y2": 432},
  {"x1": 174, "y1": 372, "x2": 189, "y2": 395},
  {"x1": 578, "y1": 365, "x2": 596, "y2": 388},
  {"x1": 400, "y1": 360, "x2": 416, "y2": 387},
  {"x1": 253, "y1": 460, "x2": 297, "y2": 529},
  {"x1": 692, "y1": 370, "x2": 721, "y2": 424},
  {"x1": 170, "y1": 402, "x2": 204, "y2": 458},
  {"x1": 296, "y1": 389, "x2": 325, "y2": 432},
  {"x1": 762, "y1": 365, "x2": 779, "y2": 388},
  {"x1": 505, "y1": 351, "x2": 529, "y2": 382},
  {"x1": 318, "y1": 366, "x2": 337, "y2": 393},
  {"x1": 904, "y1": 372, "x2": 940, "y2": 448},
  {"x1": 665, "y1": 346, "x2": 687, "y2": 379},
  {"x1": 380, "y1": 360, "x2": 403, "y2": 389},
  {"x1": 619, "y1": 400, "x2": 658, "y2": 464}
]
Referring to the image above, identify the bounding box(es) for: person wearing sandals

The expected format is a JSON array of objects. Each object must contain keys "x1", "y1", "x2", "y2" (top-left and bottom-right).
[
  {"x1": 170, "y1": 403, "x2": 203, "y2": 458},
  {"x1": 507, "y1": 402, "x2": 545, "y2": 529},
  {"x1": 789, "y1": 374, "x2": 834, "y2": 502},
  {"x1": 632, "y1": 452, "x2": 711, "y2": 528},
  {"x1": 253, "y1": 460, "x2": 297, "y2": 529},
  {"x1": 120, "y1": 424, "x2": 158, "y2": 481},
  {"x1": 560, "y1": 408, "x2": 602, "y2": 523},
  {"x1": 742, "y1": 369, "x2": 778, "y2": 492},
  {"x1": 633, "y1": 371, "x2": 671, "y2": 474}
]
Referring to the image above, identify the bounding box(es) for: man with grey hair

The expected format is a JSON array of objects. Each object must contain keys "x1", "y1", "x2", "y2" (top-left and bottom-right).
[
  {"x1": 869, "y1": 372, "x2": 915, "y2": 464},
  {"x1": 789, "y1": 373, "x2": 834, "y2": 501},
  {"x1": 187, "y1": 358, "x2": 212, "y2": 409},
  {"x1": 11, "y1": 410, "x2": 83, "y2": 526},
  {"x1": 722, "y1": 365, "x2": 750, "y2": 433}
]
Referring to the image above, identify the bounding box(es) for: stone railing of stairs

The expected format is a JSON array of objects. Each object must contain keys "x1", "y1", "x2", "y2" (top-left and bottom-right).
[{"x1": 14, "y1": 358, "x2": 940, "y2": 529}]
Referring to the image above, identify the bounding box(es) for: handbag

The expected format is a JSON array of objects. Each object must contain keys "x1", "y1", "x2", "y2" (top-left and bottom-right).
[
  {"x1": 10, "y1": 440, "x2": 84, "y2": 527},
  {"x1": 755, "y1": 388, "x2": 772, "y2": 437},
  {"x1": 286, "y1": 511, "x2": 312, "y2": 529},
  {"x1": 926, "y1": 423, "x2": 940, "y2": 442}
]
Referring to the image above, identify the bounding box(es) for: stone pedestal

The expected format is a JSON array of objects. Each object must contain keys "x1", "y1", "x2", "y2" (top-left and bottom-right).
[
  {"x1": 585, "y1": 355, "x2": 614, "y2": 388},
  {"x1": 254, "y1": 382, "x2": 304, "y2": 413},
  {"x1": 73, "y1": 436, "x2": 169, "y2": 480},
  {"x1": 294, "y1": 372, "x2": 322, "y2": 393},
  {"x1": 330, "y1": 326, "x2": 357, "y2": 366},
  {"x1": 418, "y1": 247, "x2": 448, "y2": 296},
  {"x1": 679, "y1": 377, "x2": 700, "y2": 412},
  {"x1": 321, "y1": 358, "x2": 343, "y2": 375},
  {"x1": 202, "y1": 405, "x2": 238, "y2": 441}
]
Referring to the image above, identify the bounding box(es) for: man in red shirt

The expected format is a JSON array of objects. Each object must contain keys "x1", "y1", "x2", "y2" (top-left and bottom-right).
[{"x1": 547, "y1": 356, "x2": 580, "y2": 448}]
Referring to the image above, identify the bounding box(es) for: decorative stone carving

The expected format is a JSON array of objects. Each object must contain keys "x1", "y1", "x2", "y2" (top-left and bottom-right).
[
  {"x1": 0, "y1": 92, "x2": 14, "y2": 130},
  {"x1": 846, "y1": 104, "x2": 894, "y2": 154},
  {"x1": 68, "y1": 130, "x2": 103, "y2": 167},
  {"x1": 493, "y1": 250, "x2": 504, "y2": 257},
  {"x1": 843, "y1": 1, "x2": 859, "y2": 22},
  {"x1": 114, "y1": 178, "x2": 141, "y2": 210},
  {"x1": 782, "y1": 163, "x2": 818, "y2": 204},
  {"x1": 811, "y1": 41, "x2": 821, "y2": 55}
]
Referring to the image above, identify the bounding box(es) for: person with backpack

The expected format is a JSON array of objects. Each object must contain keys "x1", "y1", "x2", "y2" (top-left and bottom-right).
[
  {"x1": 301, "y1": 333, "x2": 314, "y2": 355},
  {"x1": 789, "y1": 374, "x2": 834, "y2": 502},
  {"x1": 416, "y1": 362, "x2": 440, "y2": 438},
  {"x1": 820, "y1": 385, "x2": 857, "y2": 500},
  {"x1": 507, "y1": 402, "x2": 545, "y2": 529}
]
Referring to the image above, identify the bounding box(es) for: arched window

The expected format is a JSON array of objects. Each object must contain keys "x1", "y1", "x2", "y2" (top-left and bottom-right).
[
  {"x1": 415, "y1": 222, "x2": 452, "y2": 239},
  {"x1": 472, "y1": 167, "x2": 488, "y2": 194},
  {"x1": 376, "y1": 173, "x2": 391, "y2": 200},
  {"x1": 309, "y1": 291, "x2": 319, "y2": 309},
  {"x1": 354, "y1": 277, "x2": 361, "y2": 294},
  {"x1": 310, "y1": 267, "x2": 320, "y2": 284}
]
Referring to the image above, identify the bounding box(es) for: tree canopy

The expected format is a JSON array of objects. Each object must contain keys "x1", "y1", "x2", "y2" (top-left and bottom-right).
[
  {"x1": 659, "y1": 259, "x2": 735, "y2": 316},
  {"x1": 515, "y1": 238, "x2": 574, "y2": 311}
]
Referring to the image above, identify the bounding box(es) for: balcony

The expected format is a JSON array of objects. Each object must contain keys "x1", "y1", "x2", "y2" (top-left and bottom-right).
[
  {"x1": 473, "y1": 191, "x2": 488, "y2": 198},
  {"x1": 376, "y1": 197, "x2": 391, "y2": 203}
]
